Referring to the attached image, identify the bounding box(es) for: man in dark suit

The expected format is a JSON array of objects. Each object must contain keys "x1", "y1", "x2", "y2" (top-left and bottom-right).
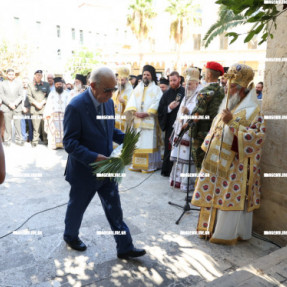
[
  {"x1": 63, "y1": 67, "x2": 146, "y2": 259},
  {"x1": 0, "y1": 69, "x2": 24, "y2": 146}
]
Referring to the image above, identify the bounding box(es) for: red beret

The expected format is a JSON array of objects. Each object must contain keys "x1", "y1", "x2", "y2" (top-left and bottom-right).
[{"x1": 206, "y1": 61, "x2": 224, "y2": 76}]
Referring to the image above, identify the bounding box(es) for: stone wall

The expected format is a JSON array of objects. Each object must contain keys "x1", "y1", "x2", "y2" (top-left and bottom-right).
[{"x1": 253, "y1": 9, "x2": 287, "y2": 246}]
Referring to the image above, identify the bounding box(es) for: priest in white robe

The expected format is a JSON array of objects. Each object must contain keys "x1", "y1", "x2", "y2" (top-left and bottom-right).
[
  {"x1": 124, "y1": 65, "x2": 162, "y2": 173},
  {"x1": 44, "y1": 77, "x2": 69, "y2": 149},
  {"x1": 67, "y1": 74, "x2": 87, "y2": 104},
  {"x1": 170, "y1": 68, "x2": 202, "y2": 190}
]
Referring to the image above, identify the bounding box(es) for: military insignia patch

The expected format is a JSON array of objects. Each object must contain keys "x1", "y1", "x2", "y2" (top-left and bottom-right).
[{"x1": 175, "y1": 93, "x2": 182, "y2": 102}]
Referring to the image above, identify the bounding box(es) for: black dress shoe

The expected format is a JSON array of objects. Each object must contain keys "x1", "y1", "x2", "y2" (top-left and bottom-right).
[
  {"x1": 64, "y1": 238, "x2": 87, "y2": 251},
  {"x1": 117, "y1": 248, "x2": 146, "y2": 259}
]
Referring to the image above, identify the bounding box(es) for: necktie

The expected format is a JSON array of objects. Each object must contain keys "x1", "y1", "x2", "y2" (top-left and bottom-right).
[
  {"x1": 97, "y1": 104, "x2": 102, "y2": 116},
  {"x1": 97, "y1": 104, "x2": 106, "y2": 132}
]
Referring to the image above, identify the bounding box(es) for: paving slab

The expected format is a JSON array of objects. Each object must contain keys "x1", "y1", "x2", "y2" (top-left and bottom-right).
[{"x1": 0, "y1": 143, "x2": 282, "y2": 286}]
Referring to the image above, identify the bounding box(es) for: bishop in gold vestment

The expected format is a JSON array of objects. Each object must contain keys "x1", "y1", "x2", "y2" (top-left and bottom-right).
[
  {"x1": 112, "y1": 66, "x2": 133, "y2": 132},
  {"x1": 192, "y1": 64, "x2": 266, "y2": 244}
]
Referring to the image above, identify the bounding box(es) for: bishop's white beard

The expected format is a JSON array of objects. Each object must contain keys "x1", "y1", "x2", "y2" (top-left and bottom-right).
[
  {"x1": 218, "y1": 92, "x2": 241, "y2": 113},
  {"x1": 185, "y1": 88, "x2": 196, "y2": 98}
]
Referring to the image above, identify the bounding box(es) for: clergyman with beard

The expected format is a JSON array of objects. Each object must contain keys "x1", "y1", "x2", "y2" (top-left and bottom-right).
[
  {"x1": 43, "y1": 77, "x2": 70, "y2": 149},
  {"x1": 182, "y1": 62, "x2": 225, "y2": 173},
  {"x1": 191, "y1": 63, "x2": 266, "y2": 245},
  {"x1": 112, "y1": 66, "x2": 133, "y2": 132},
  {"x1": 125, "y1": 65, "x2": 162, "y2": 173},
  {"x1": 67, "y1": 74, "x2": 87, "y2": 103},
  {"x1": 169, "y1": 68, "x2": 202, "y2": 190},
  {"x1": 158, "y1": 71, "x2": 185, "y2": 177}
]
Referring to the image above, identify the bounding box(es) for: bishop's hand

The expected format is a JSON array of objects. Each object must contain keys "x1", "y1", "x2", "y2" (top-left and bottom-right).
[
  {"x1": 181, "y1": 106, "x2": 189, "y2": 115},
  {"x1": 221, "y1": 109, "x2": 233, "y2": 124}
]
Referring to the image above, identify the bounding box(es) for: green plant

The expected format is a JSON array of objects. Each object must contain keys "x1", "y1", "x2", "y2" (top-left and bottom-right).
[
  {"x1": 90, "y1": 127, "x2": 141, "y2": 183},
  {"x1": 203, "y1": 0, "x2": 287, "y2": 47}
]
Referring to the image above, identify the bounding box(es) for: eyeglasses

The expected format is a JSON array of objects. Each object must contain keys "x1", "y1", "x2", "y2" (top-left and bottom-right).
[{"x1": 103, "y1": 87, "x2": 118, "y2": 93}]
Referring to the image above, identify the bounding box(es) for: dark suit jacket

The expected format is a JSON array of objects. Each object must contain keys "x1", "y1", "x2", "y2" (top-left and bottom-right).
[
  {"x1": 157, "y1": 86, "x2": 185, "y2": 132},
  {"x1": 0, "y1": 80, "x2": 23, "y2": 112},
  {"x1": 63, "y1": 89, "x2": 125, "y2": 188}
]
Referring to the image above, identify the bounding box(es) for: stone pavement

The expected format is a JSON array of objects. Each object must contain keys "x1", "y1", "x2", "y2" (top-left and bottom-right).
[{"x1": 0, "y1": 142, "x2": 285, "y2": 287}]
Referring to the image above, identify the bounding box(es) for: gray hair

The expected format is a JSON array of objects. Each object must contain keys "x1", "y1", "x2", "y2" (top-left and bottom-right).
[{"x1": 90, "y1": 67, "x2": 115, "y2": 85}]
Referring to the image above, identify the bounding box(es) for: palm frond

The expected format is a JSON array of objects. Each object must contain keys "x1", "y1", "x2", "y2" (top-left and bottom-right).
[
  {"x1": 203, "y1": 19, "x2": 246, "y2": 47},
  {"x1": 203, "y1": 5, "x2": 247, "y2": 48},
  {"x1": 90, "y1": 127, "x2": 141, "y2": 183}
]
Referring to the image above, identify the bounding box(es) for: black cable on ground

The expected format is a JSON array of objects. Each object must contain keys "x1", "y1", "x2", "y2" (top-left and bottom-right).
[
  {"x1": 0, "y1": 172, "x2": 155, "y2": 240},
  {"x1": 0, "y1": 203, "x2": 68, "y2": 239}
]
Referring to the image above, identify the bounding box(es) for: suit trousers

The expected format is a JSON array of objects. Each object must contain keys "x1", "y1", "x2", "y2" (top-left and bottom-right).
[
  {"x1": 31, "y1": 115, "x2": 47, "y2": 144},
  {"x1": 161, "y1": 127, "x2": 173, "y2": 176},
  {"x1": 64, "y1": 179, "x2": 134, "y2": 254},
  {"x1": 3, "y1": 110, "x2": 22, "y2": 143}
]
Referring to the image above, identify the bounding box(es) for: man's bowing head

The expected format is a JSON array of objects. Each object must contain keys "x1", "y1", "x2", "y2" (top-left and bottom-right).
[{"x1": 90, "y1": 67, "x2": 118, "y2": 103}]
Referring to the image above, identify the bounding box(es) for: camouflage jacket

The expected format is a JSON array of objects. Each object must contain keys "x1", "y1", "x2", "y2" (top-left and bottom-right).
[{"x1": 190, "y1": 83, "x2": 225, "y2": 142}]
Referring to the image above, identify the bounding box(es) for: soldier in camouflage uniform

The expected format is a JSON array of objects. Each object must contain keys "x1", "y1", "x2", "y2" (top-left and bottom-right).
[
  {"x1": 27, "y1": 70, "x2": 50, "y2": 147},
  {"x1": 190, "y1": 62, "x2": 225, "y2": 172}
]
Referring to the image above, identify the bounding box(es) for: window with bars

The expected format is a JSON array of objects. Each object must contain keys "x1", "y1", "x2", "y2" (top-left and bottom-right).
[
  {"x1": 193, "y1": 34, "x2": 201, "y2": 50},
  {"x1": 72, "y1": 28, "x2": 75, "y2": 40},
  {"x1": 56, "y1": 25, "x2": 61, "y2": 38},
  {"x1": 80, "y1": 30, "x2": 84, "y2": 44}
]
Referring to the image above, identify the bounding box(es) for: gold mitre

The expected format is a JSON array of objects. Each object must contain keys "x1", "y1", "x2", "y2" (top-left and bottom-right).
[
  {"x1": 185, "y1": 67, "x2": 200, "y2": 82},
  {"x1": 224, "y1": 63, "x2": 254, "y2": 88},
  {"x1": 117, "y1": 66, "x2": 130, "y2": 78}
]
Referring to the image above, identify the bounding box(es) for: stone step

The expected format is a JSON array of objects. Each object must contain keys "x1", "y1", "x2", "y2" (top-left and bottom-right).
[{"x1": 198, "y1": 246, "x2": 287, "y2": 287}]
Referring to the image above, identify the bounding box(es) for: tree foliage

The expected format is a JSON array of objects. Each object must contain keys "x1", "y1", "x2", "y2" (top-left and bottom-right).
[
  {"x1": 0, "y1": 40, "x2": 31, "y2": 76},
  {"x1": 203, "y1": 5, "x2": 247, "y2": 47},
  {"x1": 166, "y1": 0, "x2": 201, "y2": 47},
  {"x1": 65, "y1": 47, "x2": 101, "y2": 79},
  {"x1": 203, "y1": 0, "x2": 287, "y2": 47},
  {"x1": 127, "y1": 0, "x2": 157, "y2": 43}
]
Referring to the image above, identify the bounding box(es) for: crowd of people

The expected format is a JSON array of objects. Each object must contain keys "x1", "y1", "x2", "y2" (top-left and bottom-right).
[
  {"x1": 0, "y1": 69, "x2": 87, "y2": 148},
  {"x1": 0, "y1": 62, "x2": 266, "y2": 252}
]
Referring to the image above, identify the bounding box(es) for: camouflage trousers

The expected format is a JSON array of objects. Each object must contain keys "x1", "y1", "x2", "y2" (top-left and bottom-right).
[{"x1": 191, "y1": 139, "x2": 205, "y2": 173}]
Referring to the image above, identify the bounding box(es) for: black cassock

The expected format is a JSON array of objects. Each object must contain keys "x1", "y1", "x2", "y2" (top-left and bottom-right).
[{"x1": 158, "y1": 86, "x2": 185, "y2": 176}]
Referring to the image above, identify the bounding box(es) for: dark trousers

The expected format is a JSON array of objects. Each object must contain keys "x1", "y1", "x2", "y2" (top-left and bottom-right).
[
  {"x1": 27, "y1": 119, "x2": 33, "y2": 141},
  {"x1": 161, "y1": 128, "x2": 173, "y2": 176},
  {"x1": 21, "y1": 117, "x2": 33, "y2": 141},
  {"x1": 31, "y1": 115, "x2": 47, "y2": 144},
  {"x1": 191, "y1": 139, "x2": 205, "y2": 173},
  {"x1": 64, "y1": 179, "x2": 134, "y2": 254},
  {"x1": 3, "y1": 110, "x2": 22, "y2": 143}
]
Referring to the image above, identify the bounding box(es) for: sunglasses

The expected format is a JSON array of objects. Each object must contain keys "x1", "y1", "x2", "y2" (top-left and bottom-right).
[{"x1": 103, "y1": 87, "x2": 118, "y2": 93}]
